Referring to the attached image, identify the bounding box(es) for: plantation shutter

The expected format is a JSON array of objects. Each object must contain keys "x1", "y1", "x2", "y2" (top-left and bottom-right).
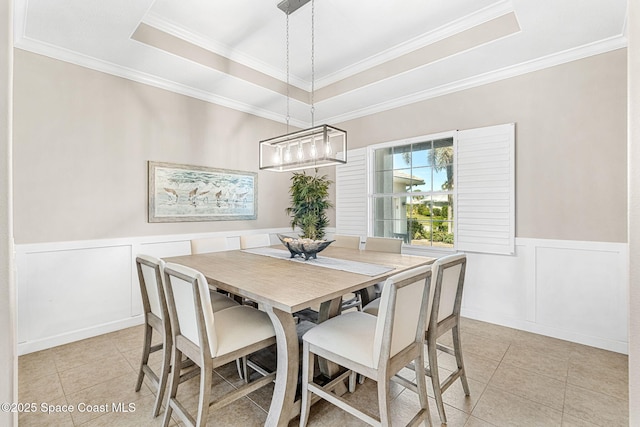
[
  {"x1": 335, "y1": 148, "x2": 368, "y2": 237},
  {"x1": 455, "y1": 123, "x2": 515, "y2": 255}
]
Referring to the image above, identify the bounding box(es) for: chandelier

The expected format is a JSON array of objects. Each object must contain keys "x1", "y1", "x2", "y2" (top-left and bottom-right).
[{"x1": 259, "y1": 0, "x2": 347, "y2": 172}]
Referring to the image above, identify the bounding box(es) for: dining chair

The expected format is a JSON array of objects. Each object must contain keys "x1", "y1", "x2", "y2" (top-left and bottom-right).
[
  {"x1": 364, "y1": 253, "x2": 470, "y2": 424},
  {"x1": 421, "y1": 253, "x2": 470, "y2": 424},
  {"x1": 239, "y1": 233, "x2": 272, "y2": 249},
  {"x1": 299, "y1": 265, "x2": 433, "y2": 427},
  {"x1": 162, "y1": 262, "x2": 277, "y2": 427},
  {"x1": 361, "y1": 236, "x2": 403, "y2": 305},
  {"x1": 190, "y1": 236, "x2": 253, "y2": 379},
  {"x1": 134, "y1": 255, "x2": 172, "y2": 417},
  {"x1": 190, "y1": 236, "x2": 229, "y2": 254},
  {"x1": 331, "y1": 234, "x2": 365, "y2": 311},
  {"x1": 331, "y1": 234, "x2": 361, "y2": 249},
  {"x1": 135, "y1": 255, "x2": 241, "y2": 418}
]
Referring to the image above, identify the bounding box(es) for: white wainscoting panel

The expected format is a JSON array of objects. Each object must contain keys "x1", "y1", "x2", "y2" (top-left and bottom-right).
[
  {"x1": 16, "y1": 233, "x2": 627, "y2": 355},
  {"x1": 461, "y1": 238, "x2": 628, "y2": 354},
  {"x1": 19, "y1": 245, "x2": 133, "y2": 352},
  {"x1": 16, "y1": 227, "x2": 298, "y2": 355}
]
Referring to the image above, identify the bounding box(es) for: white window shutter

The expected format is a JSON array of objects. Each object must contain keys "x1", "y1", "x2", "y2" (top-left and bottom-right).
[
  {"x1": 336, "y1": 148, "x2": 368, "y2": 237},
  {"x1": 455, "y1": 123, "x2": 515, "y2": 255}
]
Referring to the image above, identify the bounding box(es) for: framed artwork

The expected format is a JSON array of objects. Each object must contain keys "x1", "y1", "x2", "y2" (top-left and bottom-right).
[{"x1": 148, "y1": 161, "x2": 257, "y2": 222}]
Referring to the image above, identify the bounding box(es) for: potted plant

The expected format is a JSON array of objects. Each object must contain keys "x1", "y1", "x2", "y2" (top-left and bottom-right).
[{"x1": 285, "y1": 171, "x2": 333, "y2": 240}]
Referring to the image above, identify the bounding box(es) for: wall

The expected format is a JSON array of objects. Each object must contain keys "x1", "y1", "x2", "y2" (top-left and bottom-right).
[
  {"x1": 335, "y1": 50, "x2": 629, "y2": 353},
  {"x1": 12, "y1": 49, "x2": 321, "y2": 244},
  {"x1": 11, "y1": 49, "x2": 340, "y2": 353},
  {"x1": 628, "y1": 0, "x2": 640, "y2": 422},
  {"x1": 338, "y1": 49, "x2": 628, "y2": 244},
  {"x1": 1, "y1": 0, "x2": 17, "y2": 424}
]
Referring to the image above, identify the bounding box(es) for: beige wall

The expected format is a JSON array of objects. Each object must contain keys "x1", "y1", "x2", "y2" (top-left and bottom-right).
[
  {"x1": 338, "y1": 49, "x2": 628, "y2": 243},
  {"x1": 12, "y1": 50, "x2": 303, "y2": 244},
  {"x1": 1, "y1": 0, "x2": 16, "y2": 424},
  {"x1": 628, "y1": 0, "x2": 639, "y2": 422}
]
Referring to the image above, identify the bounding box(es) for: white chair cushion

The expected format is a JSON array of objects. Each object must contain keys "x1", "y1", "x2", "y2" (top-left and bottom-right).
[
  {"x1": 362, "y1": 298, "x2": 380, "y2": 316},
  {"x1": 302, "y1": 312, "x2": 378, "y2": 368},
  {"x1": 210, "y1": 305, "x2": 276, "y2": 357},
  {"x1": 210, "y1": 291, "x2": 239, "y2": 312}
]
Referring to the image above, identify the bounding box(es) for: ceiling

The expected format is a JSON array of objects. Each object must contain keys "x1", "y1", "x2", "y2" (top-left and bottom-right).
[{"x1": 14, "y1": 0, "x2": 628, "y2": 128}]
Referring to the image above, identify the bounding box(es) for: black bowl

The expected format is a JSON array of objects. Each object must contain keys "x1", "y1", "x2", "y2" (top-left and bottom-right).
[{"x1": 277, "y1": 234, "x2": 335, "y2": 260}]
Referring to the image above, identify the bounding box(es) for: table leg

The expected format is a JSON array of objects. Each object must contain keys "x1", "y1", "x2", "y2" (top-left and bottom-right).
[
  {"x1": 317, "y1": 297, "x2": 343, "y2": 378},
  {"x1": 264, "y1": 306, "x2": 299, "y2": 427}
]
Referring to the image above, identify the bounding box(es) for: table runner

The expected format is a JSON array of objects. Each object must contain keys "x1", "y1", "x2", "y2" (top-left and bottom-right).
[{"x1": 242, "y1": 247, "x2": 394, "y2": 276}]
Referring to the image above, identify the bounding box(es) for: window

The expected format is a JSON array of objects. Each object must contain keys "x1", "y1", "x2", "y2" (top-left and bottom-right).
[
  {"x1": 371, "y1": 137, "x2": 455, "y2": 248},
  {"x1": 336, "y1": 124, "x2": 515, "y2": 255}
]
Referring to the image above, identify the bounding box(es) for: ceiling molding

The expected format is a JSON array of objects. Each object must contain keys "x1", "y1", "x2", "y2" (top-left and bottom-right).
[
  {"x1": 13, "y1": 36, "x2": 309, "y2": 128},
  {"x1": 142, "y1": 11, "x2": 310, "y2": 91},
  {"x1": 141, "y1": 0, "x2": 515, "y2": 91},
  {"x1": 324, "y1": 35, "x2": 628, "y2": 125},
  {"x1": 314, "y1": 0, "x2": 515, "y2": 89}
]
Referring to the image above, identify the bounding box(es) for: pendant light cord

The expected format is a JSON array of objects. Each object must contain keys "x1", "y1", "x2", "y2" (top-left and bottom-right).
[
  {"x1": 311, "y1": 0, "x2": 315, "y2": 127},
  {"x1": 286, "y1": 8, "x2": 290, "y2": 134}
]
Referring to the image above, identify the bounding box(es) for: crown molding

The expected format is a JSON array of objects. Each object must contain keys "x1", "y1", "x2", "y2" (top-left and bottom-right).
[
  {"x1": 141, "y1": 0, "x2": 515, "y2": 91},
  {"x1": 314, "y1": 0, "x2": 515, "y2": 89},
  {"x1": 324, "y1": 35, "x2": 628, "y2": 125},
  {"x1": 142, "y1": 11, "x2": 310, "y2": 91},
  {"x1": 13, "y1": 36, "x2": 308, "y2": 128},
  {"x1": 13, "y1": 22, "x2": 627, "y2": 129}
]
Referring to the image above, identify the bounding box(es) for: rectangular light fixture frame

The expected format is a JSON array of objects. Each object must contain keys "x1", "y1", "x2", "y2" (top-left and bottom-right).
[{"x1": 259, "y1": 124, "x2": 347, "y2": 172}]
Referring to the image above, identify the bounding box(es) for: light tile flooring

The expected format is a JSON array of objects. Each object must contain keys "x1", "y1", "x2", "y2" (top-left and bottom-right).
[{"x1": 18, "y1": 317, "x2": 629, "y2": 426}]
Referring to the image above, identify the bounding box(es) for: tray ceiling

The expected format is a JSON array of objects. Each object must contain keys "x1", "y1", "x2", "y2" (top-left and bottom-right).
[{"x1": 14, "y1": 0, "x2": 628, "y2": 127}]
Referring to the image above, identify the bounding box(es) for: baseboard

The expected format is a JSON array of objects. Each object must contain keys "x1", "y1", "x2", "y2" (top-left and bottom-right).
[
  {"x1": 17, "y1": 315, "x2": 144, "y2": 355},
  {"x1": 461, "y1": 308, "x2": 628, "y2": 354}
]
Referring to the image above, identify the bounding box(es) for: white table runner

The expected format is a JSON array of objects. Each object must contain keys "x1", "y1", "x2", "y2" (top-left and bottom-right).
[{"x1": 242, "y1": 247, "x2": 394, "y2": 276}]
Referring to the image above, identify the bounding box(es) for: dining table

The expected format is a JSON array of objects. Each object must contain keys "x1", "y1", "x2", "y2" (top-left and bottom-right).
[{"x1": 165, "y1": 244, "x2": 434, "y2": 427}]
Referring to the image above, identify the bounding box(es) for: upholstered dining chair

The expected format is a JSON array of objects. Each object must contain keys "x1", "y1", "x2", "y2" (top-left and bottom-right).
[
  {"x1": 363, "y1": 253, "x2": 470, "y2": 424},
  {"x1": 421, "y1": 253, "x2": 470, "y2": 423},
  {"x1": 134, "y1": 255, "x2": 171, "y2": 417},
  {"x1": 299, "y1": 265, "x2": 433, "y2": 427},
  {"x1": 361, "y1": 236, "x2": 403, "y2": 305},
  {"x1": 162, "y1": 263, "x2": 277, "y2": 427},
  {"x1": 135, "y1": 255, "x2": 240, "y2": 418},
  {"x1": 331, "y1": 234, "x2": 362, "y2": 250},
  {"x1": 239, "y1": 233, "x2": 271, "y2": 249},
  {"x1": 331, "y1": 234, "x2": 365, "y2": 311},
  {"x1": 190, "y1": 236, "x2": 254, "y2": 379},
  {"x1": 190, "y1": 236, "x2": 229, "y2": 254}
]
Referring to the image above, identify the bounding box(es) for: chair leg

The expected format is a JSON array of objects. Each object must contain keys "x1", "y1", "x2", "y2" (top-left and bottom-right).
[
  {"x1": 152, "y1": 333, "x2": 171, "y2": 417},
  {"x1": 414, "y1": 351, "x2": 433, "y2": 427},
  {"x1": 195, "y1": 360, "x2": 213, "y2": 427},
  {"x1": 452, "y1": 325, "x2": 470, "y2": 396},
  {"x1": 162, "y1": 347, "x2": 182, "y2": 427},
  {"x1": 348, "y1": 370, "x2": 357, "y2": 393},
  {"x1": 427, "y1": 338, "x2": 447, "y2": 424},
  {"x1": 377, "y1": 374, "x2": 392, "y2": 426},
  {"x1": 299, "y1": 342, "x2": 314, "y2": 427},
  {"x1": 135, "y1": 323, "x2": 153, "y2": 392},
  {"x1": 235, "y1": 357, "x2": 248, "y2": 382}
]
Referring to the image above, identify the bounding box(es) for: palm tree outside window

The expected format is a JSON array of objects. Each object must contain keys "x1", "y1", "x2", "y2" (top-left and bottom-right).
[{"x1": 372, "y1": 138, "x2": 454, "y2": 248}]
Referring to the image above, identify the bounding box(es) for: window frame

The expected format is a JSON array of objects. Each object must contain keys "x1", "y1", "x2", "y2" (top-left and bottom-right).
[{"x1": 367, "y1": 130, "x2": 457, "y2": 253}]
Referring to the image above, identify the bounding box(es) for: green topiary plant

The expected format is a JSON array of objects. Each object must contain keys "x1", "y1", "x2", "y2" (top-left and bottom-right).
[{"x1": 285, "y1": 171, "x2": 333, "y2": 240}]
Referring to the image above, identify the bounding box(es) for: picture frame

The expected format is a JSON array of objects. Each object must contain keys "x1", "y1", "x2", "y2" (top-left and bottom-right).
[{"x1": 148, "y1": 161, "x2": 257, "y2": 222}]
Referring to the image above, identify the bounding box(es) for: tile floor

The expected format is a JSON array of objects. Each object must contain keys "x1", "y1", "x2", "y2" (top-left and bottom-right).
[{"x1": 17, "y1": 317, "x2": 629, "y2": 426}]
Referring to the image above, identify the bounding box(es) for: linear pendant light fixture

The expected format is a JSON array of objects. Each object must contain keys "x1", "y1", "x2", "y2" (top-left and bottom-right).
[{"x1": 259, "y1": 0, "x2": 347, "y2": 172}]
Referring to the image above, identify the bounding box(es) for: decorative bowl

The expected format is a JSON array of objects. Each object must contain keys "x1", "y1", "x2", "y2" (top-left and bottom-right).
[{"x1": 277, "y1": 234, "x2": 334, "y2": 260}]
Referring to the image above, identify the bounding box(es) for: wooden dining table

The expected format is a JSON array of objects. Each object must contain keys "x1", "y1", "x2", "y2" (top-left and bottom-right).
[{"x1": 165, "y1": 245, "x2": 434, "y2": 427}]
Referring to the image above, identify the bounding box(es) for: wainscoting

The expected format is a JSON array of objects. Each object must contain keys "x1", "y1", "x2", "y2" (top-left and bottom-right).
[
  {"x1": 15, "y1": 228, "x2": 290, "y2": 355},
  {"x1": 462, "y1": 238, "x2": 628, "y2": 354},
  {"x1": 16, "y1": 233, "x2": 628, "y2": 355}
]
